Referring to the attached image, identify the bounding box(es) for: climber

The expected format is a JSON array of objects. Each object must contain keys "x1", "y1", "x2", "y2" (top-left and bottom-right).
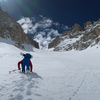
[{"x1": 18, "y1": 53, "x2": 33, "y2": 73}]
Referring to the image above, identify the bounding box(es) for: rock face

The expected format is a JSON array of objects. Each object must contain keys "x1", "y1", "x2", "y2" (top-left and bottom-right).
[
  {"x1": 48, "y1": 21, "x2": 100, "y2": 51},
  {"x1": 0, "y1": 7, "x2": 39, "y2": 49}
]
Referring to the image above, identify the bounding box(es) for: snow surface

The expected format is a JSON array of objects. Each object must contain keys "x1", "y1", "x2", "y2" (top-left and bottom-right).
[{"x1": 0, "y1": 42, "x2": 100, "y2": 100}]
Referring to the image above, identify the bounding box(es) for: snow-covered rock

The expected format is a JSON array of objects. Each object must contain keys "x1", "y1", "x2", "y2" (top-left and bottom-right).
[{"x1": 48, "y1": 20, "x2": 100, "y2": 51}]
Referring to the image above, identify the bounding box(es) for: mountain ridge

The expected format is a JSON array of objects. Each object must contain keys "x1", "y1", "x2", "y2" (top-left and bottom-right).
[{"x1": 48, "y1": 20, "x2": 100, "y2": 51}]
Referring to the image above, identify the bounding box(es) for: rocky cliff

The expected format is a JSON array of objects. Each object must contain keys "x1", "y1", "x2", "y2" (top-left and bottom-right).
[
  {"x1": 0, "y1": 7, "x2": 39, "y2": 49},
  {"x1": 48, "y1": 20, "x2": 100, "y2": 51}
]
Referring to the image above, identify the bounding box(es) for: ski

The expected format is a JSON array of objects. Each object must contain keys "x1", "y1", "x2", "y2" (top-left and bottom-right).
[{"x1": 9, "y1": 69, "x2": 18, "y2": 74}]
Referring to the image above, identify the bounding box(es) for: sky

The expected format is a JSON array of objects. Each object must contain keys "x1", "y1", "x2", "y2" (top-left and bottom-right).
[
  {"x1": 0, "y1": 0, "x2": 100, "y2": 27},
  {"x1": 17, "y1": 16, "x2": 70, "y2": 49},
  {"x1": 0, "y1": 0, "x2": 100, "y2": 49}
]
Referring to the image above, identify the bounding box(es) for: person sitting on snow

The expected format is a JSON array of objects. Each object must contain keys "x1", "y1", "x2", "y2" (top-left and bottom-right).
[{"x1": 18, "y1": 53, "x2": 33, "y2": 73}]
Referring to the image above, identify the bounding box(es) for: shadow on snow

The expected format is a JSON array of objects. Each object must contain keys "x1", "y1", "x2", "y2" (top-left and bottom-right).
[{"x1": 24, "y1": 72, "x2": 43, "y2": 80}]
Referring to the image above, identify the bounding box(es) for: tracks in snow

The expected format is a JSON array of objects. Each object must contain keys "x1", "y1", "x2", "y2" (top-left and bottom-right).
[{"x1": 0, "y1": 72, "x2": 42, "y2": 100}]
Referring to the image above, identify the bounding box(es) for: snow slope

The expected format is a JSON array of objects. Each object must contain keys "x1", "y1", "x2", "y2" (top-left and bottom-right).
[{"x1": 0, "y1": 42, "x2": 100, "y2": 100}]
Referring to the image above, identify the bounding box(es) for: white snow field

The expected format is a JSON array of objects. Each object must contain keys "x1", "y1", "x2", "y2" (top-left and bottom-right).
[{"x1": 0, "y1": 42, "x2": 100, "y2": 100}]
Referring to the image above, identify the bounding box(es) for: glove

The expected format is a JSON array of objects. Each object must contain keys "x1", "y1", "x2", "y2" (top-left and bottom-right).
[{"x1": 18, "y1": 67, "x2": 21, "y2": 70}]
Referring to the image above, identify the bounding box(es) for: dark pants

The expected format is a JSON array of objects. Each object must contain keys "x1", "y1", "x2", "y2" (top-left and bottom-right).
[{"x1": 21, "y1": 58, "x2": 30, "y2": 72}]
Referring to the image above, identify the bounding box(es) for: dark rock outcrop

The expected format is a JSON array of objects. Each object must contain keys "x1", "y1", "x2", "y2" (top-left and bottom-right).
[{"x1": 0, "y1": 7, "x2": 39, "y2": 49}]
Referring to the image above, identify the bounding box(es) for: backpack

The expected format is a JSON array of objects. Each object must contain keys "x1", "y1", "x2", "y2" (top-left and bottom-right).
[{"x1": 20, "y1": 53, "x2": 33, "y2": 59}]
